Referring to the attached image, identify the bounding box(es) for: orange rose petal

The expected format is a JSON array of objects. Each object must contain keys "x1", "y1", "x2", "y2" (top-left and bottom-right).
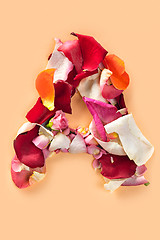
[
  {"x1": 35, "y1": 69, "x2": 55, "y2": 110},
  {"x1": 103, "y1": 54, "x2": 125, "y2": 76},
  {"x1": 110, "y1": 71, "x2": 130, "y2": 90}
]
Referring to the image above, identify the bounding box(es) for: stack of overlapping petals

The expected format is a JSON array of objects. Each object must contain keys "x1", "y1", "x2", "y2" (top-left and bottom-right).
[{"x1": 11, "y1": 33, "x2": 154, "y2": 192}]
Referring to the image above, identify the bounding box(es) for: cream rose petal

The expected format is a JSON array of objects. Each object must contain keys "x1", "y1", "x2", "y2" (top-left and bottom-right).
[
  {"x1": 78, "y1": 70, "x2": 107, "y2": 103},
  {"x1": 69, "y1": 133, "x2": 87, "y2": 153},
  {"x1": 17, "y1": 122, "x2": 36, "y2": 136},
  {"x1": 49, "y1": 133, "x2": 71, "y2": 151},
  {"x1": 104, "y1": 179, "x2": 126, "y2": 192},
  {"x1": 89, "y1": 121, "x2": 126, "y2": 156},
  {"x1": 104, "y1": 114, "x2": 154, "y2": 166},
  {"x1": 46, "y1": 38, "x2": 73, "y2": 82}
]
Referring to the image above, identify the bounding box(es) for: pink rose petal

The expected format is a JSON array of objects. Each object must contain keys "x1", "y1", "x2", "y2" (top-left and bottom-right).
[
  {"x1": 11, "y1": 156, "x2": 32, "y2": 188},
  {"x1": 122, "y1": 175, "x2": 148, "y2": 186},
  {"x1": 32, "y1": 135, "x2": 50, "y2": 149},
  {"x1": 92, "y1": 159, "x2": 101, "y2": 169},
  {"x1": 101, "y1": 83, "x2": 123, "y2": 99},
  {"x1": 136, "y1": 165, "x2": 147, "y2": 176},
  {"x1": 83, "y1": 97, "x2": 122, "y2": 141}
]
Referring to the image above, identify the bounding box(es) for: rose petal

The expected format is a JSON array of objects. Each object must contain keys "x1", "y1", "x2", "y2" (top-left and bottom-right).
[
  {"x1": 87, "y1": 145, "x2": 102, "y2": 159},
  {"x1": 122, "y1": 175, "x2": 148, "y2": 186},
  {"x1": 104, "y1": 179, "x2": 126, "y2": 192},
  {"x1": 11, "y1": 155, "x2": 32, "y2": 189},
  {"x1": 136, "y1": 165, "x2": 147, "y2": 176},
  {"x1": 84, "y1": 97, "x2": 122, "y2": 124},
  {"x1": 49, "y1": 133, "x2": 71, "y2": 151},
  {"x1": 84, "y1": 134, "x2": 98, "y2": 145},
  {"x1": 11, "y1": 155, "x2": 46, "y2": 189},
  {"x1": 101, "y1": 83, "x2": 123, "y2": 99},
  {"x1": 103, "y1": 54, "x2": 129, "y2": 90},
  {"x1": 32, "y1": 135, "x2": 50, "y2": 149},
  {"x1": 99, "y1": 154, "x2": 137, "y2": 179},
  {"x1": 103, "y1": 54, "x2": 125, "y2": 76},
  {"x1": 92, "y1": 159, "x2": 101, "y2": 169},
  {"x1": 54, "y1": 80, "x2": 72, "y2": 114},
  {"x1": 110, "y1": 71, "x2": 130, "y2": 90},
  {"x1": 104, "y1": 114, "x2": 154, "y2": 166},
  {"x1": 17, "y1": 122, "x2": 36, "y2": 136},
  {"x1": 35, "y1": 69, "x2": 55, "y2": 110},
  {"x1": 46, "y1": 38, "x2": 73, "y2": 82},
  {"x1": 58, "y1": 40, "x2": 83, "y2": 73},
  {"x1": 69, "y1": 133, "x2": 87, "y2": 153},
  {"x1": 74, "y1": 69, "x2": 98, "y2": 82},
  {"x1": 26, "y1": 98, "x2": 56, "y2": 124},
  {"x1": 115, "y1": 93, "x2": 127, "y2": 110},
  {"x1": 71, "y1": 32, "x2": 107, "y2": 71},
  {"x1": 78, "y1": 70, "x2": 107, "y2": 102},
  {"x1": 83, "y1": 97, "x2": 122, "y2": 141},
  {"x1": 38, "y1": 125, "x2": 53, "y2": 140},
  {"x1": 14, "y1": 126, "x2": 45, "y2": 168}
]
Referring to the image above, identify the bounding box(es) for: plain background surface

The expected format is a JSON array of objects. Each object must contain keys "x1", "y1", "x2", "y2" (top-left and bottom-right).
[{"x1": 0, "y1": 1, "x2": 159, "y2": 239}]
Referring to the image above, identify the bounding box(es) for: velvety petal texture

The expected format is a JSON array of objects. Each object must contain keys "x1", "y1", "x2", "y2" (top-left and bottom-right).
[
  {"x1": 104, "y1": 114, "x2": 154, "y2": 166},
  {"x1": 103, "y1": 54, "x2": 130, "y2": 90},
  {"x1": 99, "y1": 154, "x2": 137, "y2": 179},
  {"x1": 11, "y1": 155, "x2": 46, "y2": 189},
  {"x1": 46, "y1": 38, "x2": 73, "y2": 82},
  {"x1": 69, "y1": 133, "x2": 87, "y2": 153},
  {"x1": 58, "y1": 40, "x2": 83, "y2": 73},
  {"x1": 26, "y1": 98, "x2": 56, "y2": 124},
  {"x1": 78, "y1": 70, "x2": 107, "y2": 103},
  {"x1": 11, "y1": 32, "x2": 154, "y2": 192},
  {"x1": 54, "y1": 80, "x2": 72, "y2": 114},
  {"x1": 14, "y1": 126, "x2": 45, "y2": 168},
  {"x1": 84, "y1": 97, "x2": 122, "y2": 141},
  {"x1": 71, "y1": 32, "x2": 107, "y2": 71}
]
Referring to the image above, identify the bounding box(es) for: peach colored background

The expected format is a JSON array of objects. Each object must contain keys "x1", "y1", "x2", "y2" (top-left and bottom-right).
[{"x1": 0, "y1": 0, "x2": 159, "y2": 239}]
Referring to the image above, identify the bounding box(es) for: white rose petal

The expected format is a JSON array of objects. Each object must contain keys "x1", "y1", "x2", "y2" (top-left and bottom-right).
[
  {"x1": 49, "y1": 133, "x2": 71, "y2": 151},
  {"x1": 104, "y1": 114, "x2": 154, "y2": 166}
]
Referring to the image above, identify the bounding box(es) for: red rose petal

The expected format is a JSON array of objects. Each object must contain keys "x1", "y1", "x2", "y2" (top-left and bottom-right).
[
  {"x1": 71, "y1": 32, "x2": 107, "y2": 71},
  {"x1": 14, "y1": 126, "x2": 45, "y2": 168},
  {"x1": 58, "y1": 40, "x2": 83, "y2": 73},
  {"x1": 54, "y1": 80, "x2": 72, "y2": 114},
  {"x1": 26, "y1": 98, "x2": 56, "y2": 124},
  {"x1": 74, "y1": 69, "x2": 98, "y2": 82},
  {"x1": 115, "y1": 93, "x2": 128, "y2": 111},
  {"x1": 99, "y1": 154, "x2": 137, "y2": 179}
]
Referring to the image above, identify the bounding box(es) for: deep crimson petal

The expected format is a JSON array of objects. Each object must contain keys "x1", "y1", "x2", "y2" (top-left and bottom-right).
[
  {"x1": 11, "y1": 155, "x2": 32, "y2": 189},
  {"x1": 14, "y1": 126, "x2": 45, "y2": 168},
  {"x1": 99, "y1": 154, "x2": 137, "y2": 179},
  {"x1": 54, "y1": 80, "x2": 72, "y2": 114},
  {"x1": 115, "y1": 93, "x2": 127, "y2": 110},
  {"x1": 71, "y1": 32, "x2": 107, "y2": 71},
  {"x1": 66, "y1": 67, "x2": 79, "y2": 91},
  {"x1": 74, "y1": 69, "x2": 98, "y2": 82},
  {"x1": 26, "y1": 98, "x2": 56, "y2": 124},
  {"x1": 58, "y1": 40, "x2": 83, "y2": 73}
]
